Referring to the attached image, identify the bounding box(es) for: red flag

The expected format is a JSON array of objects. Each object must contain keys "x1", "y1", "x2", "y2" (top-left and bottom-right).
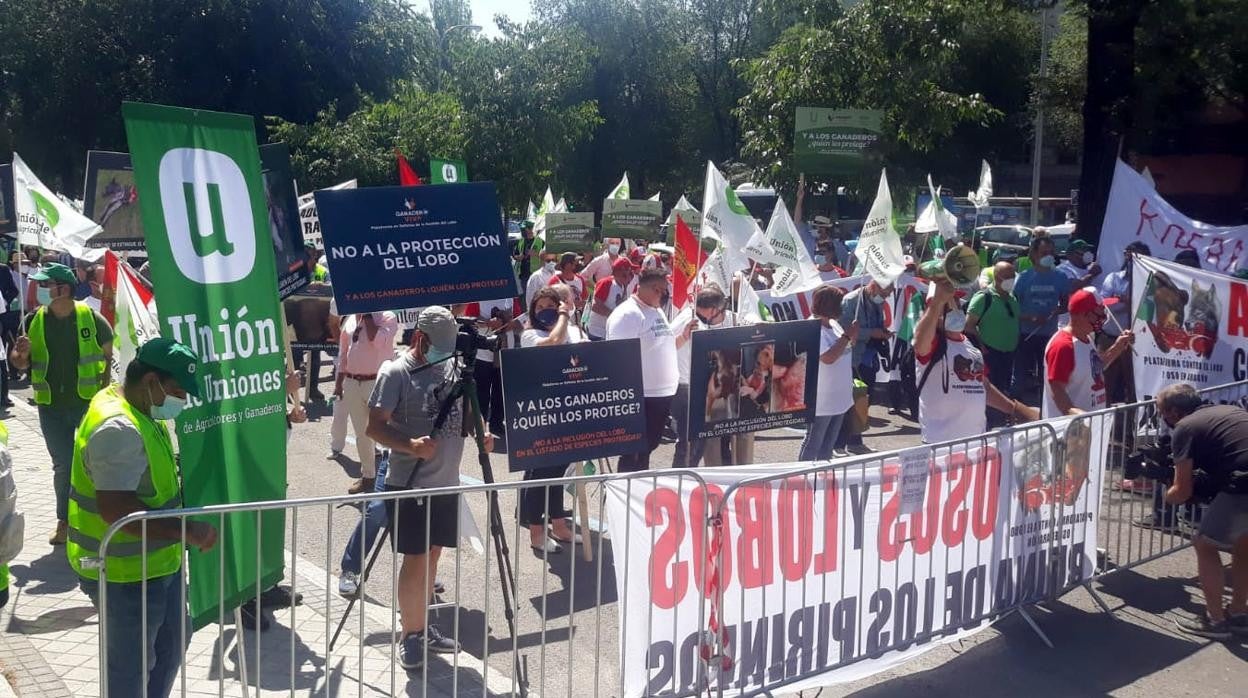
[
  {"x1": 672, "y1": 213, "x2": 703, "y2": 310},
  {"x1": 396, "y1": 150, "x2": 422, "y2": 186}
]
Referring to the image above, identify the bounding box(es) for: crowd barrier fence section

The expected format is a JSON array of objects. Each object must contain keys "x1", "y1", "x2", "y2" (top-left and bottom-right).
[{"x1": 91, "y1": 380, "x2": 1248, "y2": 697}]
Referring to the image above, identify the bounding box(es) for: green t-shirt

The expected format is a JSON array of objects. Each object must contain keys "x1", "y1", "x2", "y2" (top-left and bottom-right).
[
  {"x1": 41, "y1": 308, "x2": 114, "y2": 409},
  {"x1": 967, "y1": 290, "x2": 1020, "y2": 352}
]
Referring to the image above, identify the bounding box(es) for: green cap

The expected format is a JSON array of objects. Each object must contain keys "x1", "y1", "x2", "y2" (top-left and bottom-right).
[
  {"x1": 520, "y1": 220, "x2": 534, "y2": 229},
  {"x1": 137, "y1": 338, "x2": 202, "y2": 398},
  {"x1": 29, "y1": 262, "x2": 77, "y2": 285},
  {"x1": 1069, "y1": 239, "x2": 1091, "y2": 252}
]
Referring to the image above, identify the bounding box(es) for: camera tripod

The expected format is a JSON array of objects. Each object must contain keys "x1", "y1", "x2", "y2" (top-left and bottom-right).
[{"x1": 328, "y1": 345, "x2": 528, "y2": 695}]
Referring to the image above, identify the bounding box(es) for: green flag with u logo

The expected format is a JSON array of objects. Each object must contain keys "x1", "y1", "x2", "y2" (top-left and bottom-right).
[{"x1": 121, "y1": 102, "x2": 287, "y2": 629}]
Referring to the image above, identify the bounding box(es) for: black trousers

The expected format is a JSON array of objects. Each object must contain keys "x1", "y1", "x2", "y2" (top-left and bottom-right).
[
  {"x1": 519, "y1": 464, "x2": 572, "y2": 526},
  {"x1": 473, "y1": 359, "x2": 506, "y2": 435},
  {"x1": 983, "y1": 345, "x2": 1014, "y2": 396},
  {"x1": 618, "y1": 395, "x2": 674, "y2": 473}
]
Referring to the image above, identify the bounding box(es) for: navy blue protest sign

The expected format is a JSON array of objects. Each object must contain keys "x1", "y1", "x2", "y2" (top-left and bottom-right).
[
  {"x1": 499, "y1": 338, "x2": 646, "y2": 472},
  {"x1": 313, "y1": 182, "x2": 518, "y2": 314},
  {"x1": 688, "y1": 320, "x2": 819, "y2": 439}
]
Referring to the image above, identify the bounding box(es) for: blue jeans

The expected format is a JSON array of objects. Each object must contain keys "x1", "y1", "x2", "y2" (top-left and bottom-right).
[
  {"x1": 38, "y1": 402, "x2": 88, "y2": 521},
  {"x1": 799, "y1": 412, "x2": 847, "y2": 462},
  {"x1": 80, "y1": 572, "x2": 189, "y2": 698},
  {"x1": 341, "y1": 456, "x2": 389, "y2": 575}
]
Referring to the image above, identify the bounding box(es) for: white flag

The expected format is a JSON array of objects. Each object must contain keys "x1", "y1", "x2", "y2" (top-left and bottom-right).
[
  {"x1": 854, "y1": 170, "x2": 907, "y2": 286},
  {"x1": 648, "y1": 191, "x2": 661, "y2": 202},
  {"x1": 915, "y1": 176, "x2": 959, "y2": 240},
  {"x1": 743, "y1": 196, "x2": 823, "y2": 295},
  {"x1": 736, "y1": 282, "x2": 767, "y2": 324},
  {"x1": 700, "y1": 161, "x2": 759, "y2": 273},
  {"x1": 967, "y1": 159, "x2": 992, "y2": 210},
  {"x1": 608, "y1": 173, "x2": 630, "y2": 200},
  {"x1": 13, "y1": 153, "x2": 103, "y2": 258},
  {"x1": 525, "y1": 200, "x2": 536, "y2": 222},
  {"x1": 696, "y1": 245, "x2": 731, "y2": 296},
  {"x1": 534, "y1": 187, "x2": 556, "y2": 237},
  {"x1": 1140, "y1": 166, "x2": 1155, "y2": 189},
  {"x1": 554, "y1": 197, "x2": 568, "y2": 213}
]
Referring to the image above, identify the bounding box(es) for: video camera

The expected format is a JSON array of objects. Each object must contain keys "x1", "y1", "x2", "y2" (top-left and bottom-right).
[
  {"x1": 1122, "y1": 435, "x2": 1219, "y2": 503},
  {"x1": 455, "y1": 317, "x2": 501, "y2": 356}
]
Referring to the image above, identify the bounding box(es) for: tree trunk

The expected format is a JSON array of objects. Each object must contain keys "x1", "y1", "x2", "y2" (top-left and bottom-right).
[{"x1": 1077, "y1": 0, "x2": 1145, "y2": 244}]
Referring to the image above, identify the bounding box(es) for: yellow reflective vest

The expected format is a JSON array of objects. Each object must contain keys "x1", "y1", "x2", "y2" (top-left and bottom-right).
[
  {"x1": 67, "y1": 386, "x2": 182, "y2": 582},
  {"x1": 29, "y1": 302, "x2": 108, "y2": 405}
]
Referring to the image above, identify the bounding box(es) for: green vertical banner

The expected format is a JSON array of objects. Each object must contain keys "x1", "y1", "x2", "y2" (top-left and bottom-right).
[
  {"x1": 430, "y1": 157, "x2": 467, "y2": 184},
  {"x1": 121, "y1": 102, "x2": 288, "y2": 629}
]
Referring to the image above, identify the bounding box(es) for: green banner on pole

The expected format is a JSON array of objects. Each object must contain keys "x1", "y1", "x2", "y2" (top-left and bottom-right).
[
  {"x1": 430, "y1": 157, "x2": 467, "y2": 184},
  {"x1": 601, "y1": 199, "x2": 662, "y2": 241},
  {"x1": 543, "y1": 212, "x2": 597, "y2": 253},
  {"x1": 121, "y1": 102, "x2": 288, "y2": 629},
  {"x1": 793, "y1": 107, "x2": 883, "y2": 175}
]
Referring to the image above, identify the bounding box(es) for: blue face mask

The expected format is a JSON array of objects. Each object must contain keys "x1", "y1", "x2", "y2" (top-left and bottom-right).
[
  {"x1": 36, "y1": 287, "x2": 52, "y2": 305},
  {"x1": 534, "y1": 308, "x2": 560, "y2": 330},
  {"x1": 425, "y1": 346, "x2": 452, "y2": 364}
]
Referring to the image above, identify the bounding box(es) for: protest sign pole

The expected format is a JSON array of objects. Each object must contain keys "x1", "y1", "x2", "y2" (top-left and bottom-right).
[{"x1": 575, "y1": 464, "x2": 592, "y2": 562}]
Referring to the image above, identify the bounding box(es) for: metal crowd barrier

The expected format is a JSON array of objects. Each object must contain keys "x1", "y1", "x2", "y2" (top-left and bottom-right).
[{"x1": 90, "y1": 382, "x2": 1248, "y2": 697}]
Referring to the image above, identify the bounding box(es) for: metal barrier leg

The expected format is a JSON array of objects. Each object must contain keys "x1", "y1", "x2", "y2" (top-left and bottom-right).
[
  {"x1": 234, "y1": 607, "x2": 252, "y2": 698},
  {"x1": 1082, "y1": 582, "x2": 1116, "y2": 615},
  {"x1": 1015, "y1": 606, "x2": 1055, "y2": 649}
]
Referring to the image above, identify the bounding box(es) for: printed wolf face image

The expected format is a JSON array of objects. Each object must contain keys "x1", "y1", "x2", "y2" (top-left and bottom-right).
[
  {"x1": 1185, "y1": 279, "x2": 1220, "y2": 358},
  {"x1": 1141, "y1": 270, "x2": 1219, "y2": 358}
]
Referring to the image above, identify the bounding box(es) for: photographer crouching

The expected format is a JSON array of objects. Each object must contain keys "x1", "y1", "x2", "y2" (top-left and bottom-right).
[{"x1": 1157, "y1": 384, "x2": 1248, "y2": 639}]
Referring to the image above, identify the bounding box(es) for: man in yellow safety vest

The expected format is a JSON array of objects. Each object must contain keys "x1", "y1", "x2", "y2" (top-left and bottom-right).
[
  {"x1": 0, "y1": 420, "x2": 21, "y2": 610},
  {"x1": 8, "y1": 262, "x2": 113, "y2": 545},
  {"x1": 68, "y1": 337, "x2": 216, "y2": 698}
]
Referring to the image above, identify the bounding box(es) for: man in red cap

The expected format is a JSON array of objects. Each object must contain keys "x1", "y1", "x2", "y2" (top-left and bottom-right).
[
  {"x1": 586, "y1": 257, "x2": 638, "y2": 341},
  {"x1": 1042, "y1": 287, "x2": 1134, "y2": 418}
]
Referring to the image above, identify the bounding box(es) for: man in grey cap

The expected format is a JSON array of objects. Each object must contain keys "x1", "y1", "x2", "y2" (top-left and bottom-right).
[{"x1": 365, "y1": 306, "x2": 493, "y2": 669}]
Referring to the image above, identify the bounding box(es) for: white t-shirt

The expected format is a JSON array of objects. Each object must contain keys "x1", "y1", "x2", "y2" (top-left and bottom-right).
[
  {"x1": 607, "y1": 296, "x2": 678, "y2": 397},
  {"x1": 587, "y1": 276, "x2": 639, "y2": 339},
  {"x1": 1042, "y1": 328, "x2": 1107, "y2": 418},
  {"x1": 815, "y1": 321, "x2": 854, "y2": 416},
  {"x1": 672, "y1": 307, "x2": 737, "y2": 385},
  {"x1": 525, "y1": 267, "x2": 556, "y2": 301},
  {"x1": 583, "y1": 252, "x2": 618, "y2": 286},
  {"x1": 915, "y1": 334, "x2": 987, "y2": 443},
  {"x1": 469, "y1": 298, "x2": 517, "y2": 362},
  {"x1": 521, "y1": 324, "x2": 588, "y2": 348}
]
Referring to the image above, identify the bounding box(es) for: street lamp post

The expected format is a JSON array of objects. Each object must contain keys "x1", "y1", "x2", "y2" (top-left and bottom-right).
[{"x1": 436, "y1": 23, "x2": 482, "y2": 92}]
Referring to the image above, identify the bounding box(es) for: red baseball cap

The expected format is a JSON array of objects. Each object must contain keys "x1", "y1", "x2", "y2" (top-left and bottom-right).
[
  {"x1": 1068, "y1": 287, "x2": 1117, "y2": 314},
  {"x1": 612, "y1": 257, "x2": 638, "y2": 272},
  {"x1": 628, "y1": 247, "x2": 646, "y2": 264}
]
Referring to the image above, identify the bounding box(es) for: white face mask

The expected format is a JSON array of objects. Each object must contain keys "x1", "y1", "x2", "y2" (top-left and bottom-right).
[
  {"x1": 608, "y1": 244, "x2": 620, "y2": 255},
  {"x1": 1082, "y1": 251, "x2": 1095, "y2": 265},
  {"x1": 149, "y1": 382, "x2": 187, "y2": 420},
  {"x1": 944, "y1": 309, "x2": 968, "y2": 333},
  {"x1": 1039, "y1": 255, "x2": 1055, "y2": 269},
  {"x1": 543, "y1": 261, "x2": 556, "y2": 273},
  {"x1": 998, "y1": 277, "x2": 1016, "y2": 293}
]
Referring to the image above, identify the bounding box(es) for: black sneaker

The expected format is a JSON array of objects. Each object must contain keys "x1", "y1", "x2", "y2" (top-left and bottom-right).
[
  {"x1": 422, "y1": 624, "x2": 460, "y2": 653},
  {"x1": 1175, "y1": 615, "x2": 1232, "y2": 640},
  {"x1": 239, "y1": 602, "x2": 271, "y2": 632},
  {"x1": 260, "y1": 585, "x2": 303, "y2": 609},
  {"x1": 1226, "y1": 612, "x2": 1248, "y2": 637},
  {"x1": 399, "y1": 632, "x2": 425, "y2": 669}
]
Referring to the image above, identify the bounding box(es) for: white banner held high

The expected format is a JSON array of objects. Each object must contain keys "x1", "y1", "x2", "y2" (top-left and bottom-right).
[
  {"x1": 1099, "y1": 160, "x2": 1247, "y2": 276},
  {"x1": 605, "y1": 416, "x2": 1104, "y2": 697},
  {"x1": 298, "y1": 178, "x2": 356, "y2": 249},
  {"x1": 1130, "y1": 254, "x2": 1248, "y2": 399},
  {"x1": 855, "y1": 170, "x2": 907, "y2": 286}
]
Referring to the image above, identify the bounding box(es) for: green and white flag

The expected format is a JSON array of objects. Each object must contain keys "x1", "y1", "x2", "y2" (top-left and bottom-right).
[
  {"x1": 854, "y1": 170, "x2": 907, "y2": 286},
  {"x1": 122, "y1": 102, "x2": 288, "y2": 629},
  {"x1": 968, "y1": 159, "x2": 993, "y2": 210},
  {"x1": 524, "y1": 200, "x2": 537, "y2": 223},
  {"x1": 608, "y1": 172, "x2": 630, "y2": 200},
  {"x1": 430, "y1": 157, "x2": 467, "y2": 184},
  {"x1": 700, "y1": 161, "x2": 760, "y2": 274},
  {"x1": 648, "y1": 191, "x2": 661, "y2": 202},
  {"x1": 915, "y1": 175, "x2": 958, "y2": 245},
  {"x1": 534, "y1": 186, "x2": 556, "y2": 237},
  {"x1": 743, "y1": 196, "x2": 823, "y2": 295},
  {"x1": 553, "y1": 197, "x2": 568, "y2": 213},
  {"x1": 12, "y1": 152, "x2": 103, "y2": 258}
]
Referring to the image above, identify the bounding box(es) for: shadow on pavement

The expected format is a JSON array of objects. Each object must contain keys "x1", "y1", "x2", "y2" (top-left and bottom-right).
[{"x1": 9, "y1": 549, "x2": 80, "y2": 596}]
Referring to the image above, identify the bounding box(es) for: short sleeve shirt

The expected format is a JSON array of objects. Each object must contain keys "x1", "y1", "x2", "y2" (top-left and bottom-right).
[
  {"x1": 1042, "y1": 329, "x2": 1106, "y2": 418},
  {"x1": 606, "y1": 297, "x2": 678, "y2": 397},
  {"x1": 967, "y1": 290, "x2": 1020, "y2": 352},
  {"x1": 43, "y1": 306, "x2": 114, "y2": 409},
  {"x1": 816, "y1": 321, "x2": 854, "y2": 417},
  {"x1": 915, "y1": 335, "x2": 987, "y2": 442},
  {"x1": 369, "y1": 354, "x2": 464, "y2": 489},
  {"x1": 1171, "y1": 405, "x2": 1248, "y2": 480},
  {"x1": 1014, "y1": 269, "x2": 1070, "y2": 334},
  {"x1": 83, "y1": 417, "x2": 149, "y2": 491}
]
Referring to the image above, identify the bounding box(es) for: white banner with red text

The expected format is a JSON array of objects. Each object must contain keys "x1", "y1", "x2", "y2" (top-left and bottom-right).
[
  {"x1": 1098, "y1": 160, "x2": 1247, "y2": 277},
  {"x1": 604, "y1": 417, "x2": 1104, "y2": 697},
  {"x1": 1131, "y1": 254, "x2": 1248, "y2": 399}
]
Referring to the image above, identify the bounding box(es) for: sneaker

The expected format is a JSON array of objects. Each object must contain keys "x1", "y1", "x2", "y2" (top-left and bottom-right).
[
  {"x1": 1175, "y1": 614, "x2": 1232, "y2": 640},
  {"x1": 260, "y1": 585, "x2": 303, "y2": 608},
  {"x1": 239, "y1": 602, "x2": 272, "y2": 632},
  {"x1": 1226, "y1": 611, "x2": 1248, "y2": 637},
  {"x1": 399, "y1": 632, "x2": 425, "y2": 669},
  {"x1": 846, "y1": 444, "x2": 874, "y2": 455},
  {"x1": 338, "y1": 572, "x2": 360, "y2": 598},
  {"x1": 1131, "y1": 515, "x2": 1179, "y2": 532},
  {"x1": 433, "y1": 580, "x2": 446, "y2": 595},
  {"x1": 422, "y1": 624, "x2": 460, "y2": 653},
  {"x1": 48, "y1": 521, "x2": 67, "y2": 546}
]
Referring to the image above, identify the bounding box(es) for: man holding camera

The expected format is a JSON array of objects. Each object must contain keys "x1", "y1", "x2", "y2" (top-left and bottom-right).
[
  {"x1": 365, "y1": 306, "x2": 494, "y2": 667},
  {"x1": 1157, "y1": 384, "x2": 1248, "y2": 639}
]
